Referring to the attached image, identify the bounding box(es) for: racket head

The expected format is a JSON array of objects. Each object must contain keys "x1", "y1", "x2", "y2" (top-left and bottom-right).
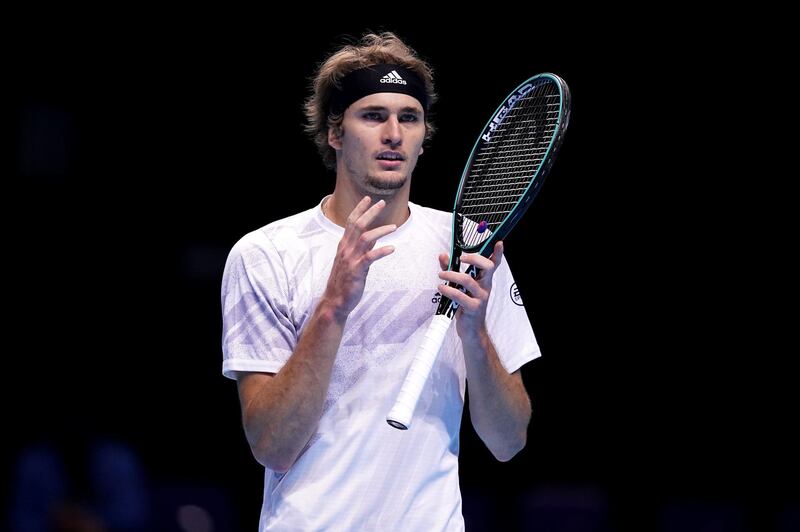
[{"x1": 450, "y1": 73, "x2": 571, "y2": 259}]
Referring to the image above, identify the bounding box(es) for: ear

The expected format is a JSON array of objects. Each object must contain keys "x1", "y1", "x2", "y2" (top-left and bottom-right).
[
  {"x1": 328, "y1": 127, "x2": 342, "y2": 150},
  {"x1": 419, "y1": 146, "x2": 424, "y2": 155}
]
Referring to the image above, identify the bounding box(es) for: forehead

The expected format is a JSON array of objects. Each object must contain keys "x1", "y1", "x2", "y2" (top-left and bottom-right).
[{"x1": 348, "y1": 92, "x2": 424, "y2": 112}]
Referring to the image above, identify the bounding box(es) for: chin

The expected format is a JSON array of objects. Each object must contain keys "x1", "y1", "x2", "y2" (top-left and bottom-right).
[{"x1": 365, "y1": 173, "x2": 408, "y2": 194}]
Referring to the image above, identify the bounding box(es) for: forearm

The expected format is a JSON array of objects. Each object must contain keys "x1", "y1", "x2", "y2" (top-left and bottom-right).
[
  {"x1": 235, "y1": 198, "x2": 398, "y2": 472},
  {"x1": 463, "y1": 328, "x2": 531, "y2": 461},
  {"x1": 241, "y1": 299, "x2": 345, "y2": 471}
]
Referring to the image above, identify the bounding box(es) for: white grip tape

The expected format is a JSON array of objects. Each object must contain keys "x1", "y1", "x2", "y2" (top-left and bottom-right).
[{"x1": 386, "y1": 314, "x2": 453, "y2": 429}]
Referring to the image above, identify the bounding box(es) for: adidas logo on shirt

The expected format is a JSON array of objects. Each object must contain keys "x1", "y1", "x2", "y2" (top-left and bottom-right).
[{"x1": 380, "y1": 70, "x2": 407, "y2": 85}]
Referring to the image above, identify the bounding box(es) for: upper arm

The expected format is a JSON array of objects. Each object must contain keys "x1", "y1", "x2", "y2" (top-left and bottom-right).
[{"x1": 221, "y1": 234, "x2": 297, "y2": 379}]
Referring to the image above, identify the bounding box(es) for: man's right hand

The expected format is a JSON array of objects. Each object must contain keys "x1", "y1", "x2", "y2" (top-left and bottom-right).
[{"x1": 322, "y1": 196, "x2": 397, "y2": 321}]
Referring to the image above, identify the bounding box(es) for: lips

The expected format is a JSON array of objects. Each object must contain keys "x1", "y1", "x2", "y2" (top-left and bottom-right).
[
  {"x1": 377, "y1": 158, "x2": 403, "y2": 169},
  {"x1": 376, "y1": 151, "x2": 405, "y2": 161}
]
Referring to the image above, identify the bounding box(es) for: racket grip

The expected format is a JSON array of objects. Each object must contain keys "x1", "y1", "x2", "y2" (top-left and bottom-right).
[{"x1": 386, "y1": 314, "x2": 453, "y2": 430}]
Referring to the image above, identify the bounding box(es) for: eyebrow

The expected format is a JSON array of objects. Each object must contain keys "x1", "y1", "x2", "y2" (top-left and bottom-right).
[{"x1": 358, "y1": 105, "x2": 423, "y2": 114}]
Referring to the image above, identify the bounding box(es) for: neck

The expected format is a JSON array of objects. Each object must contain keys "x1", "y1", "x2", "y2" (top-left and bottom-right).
[{"x1": 323, "y1": 188, "x2": 410, "y2": 228}]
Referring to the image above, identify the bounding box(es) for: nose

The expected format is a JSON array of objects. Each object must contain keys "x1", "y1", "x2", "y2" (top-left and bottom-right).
[{"x1": 382, "y1": 116, "x2": 402, "y2": 147}]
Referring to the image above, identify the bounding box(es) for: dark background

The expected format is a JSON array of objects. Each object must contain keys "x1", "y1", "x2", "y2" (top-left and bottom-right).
[{"x1": 6, "y1": 11, "x2": 796, "y2": 532}]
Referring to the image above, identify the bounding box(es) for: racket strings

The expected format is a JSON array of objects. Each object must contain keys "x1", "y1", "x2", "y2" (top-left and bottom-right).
[{"x1": 460, "y1": 81, "x2": 561, "y2": 248}]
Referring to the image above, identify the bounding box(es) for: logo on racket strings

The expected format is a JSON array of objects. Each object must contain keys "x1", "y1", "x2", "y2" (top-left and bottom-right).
[{"x1": 482, "y1": 83, "x2": 534, "y2": 142}]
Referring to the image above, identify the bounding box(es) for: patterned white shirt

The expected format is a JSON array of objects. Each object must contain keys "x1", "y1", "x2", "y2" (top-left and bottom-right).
[{"x1": 221, "y1": 198, "x2": 540, "y2": 531}]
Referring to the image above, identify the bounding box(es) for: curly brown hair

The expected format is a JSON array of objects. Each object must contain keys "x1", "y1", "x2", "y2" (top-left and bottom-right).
[{"x1": 304, "y1": 32, "x2": 437, "y2": 170}]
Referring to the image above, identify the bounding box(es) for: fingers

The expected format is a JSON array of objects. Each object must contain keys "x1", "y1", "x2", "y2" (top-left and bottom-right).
[
  {"x1": 438, "y1": 269, "x2": 481, "y2": 295},
  {"x1": 437, "y1": 242, "x2": 505, "y2": 310},
  {"x1": 336, "y1": 197, "x2": 398, "y2": 272},
  {"x1": 347, "y1": 196, "x2": 387, "y2": 232},
  {"x1": 458, "y1": 241, "x2": 504, "y2": 279},
  {"x1": 361, "y1": 223, "x2": 397, "y2": 243},
  {"x1": 365, "y1": 245, "x2": 395, "y2": 265},
  {"x1": 438, "y1": 282, "x2": 479, "y2": 312},
  {"x1": 437, "y1": 244, "x2": 500, "y2": 276},
  {"x1": 342, "y1": 196, "x2": 398, "y2": 253},
  {"x1": 458, "y1": 251, "x2": 494, "y2": 271},
  {"x1": 346, "y1": 195, "x2": 375, "y2": 223},
  {"x1": 438, "y1": 253, "x2": 449, "y2": 271},
  {"x1": 491, "y1": 241, "x2": 504, "y2": 269},
  {"x1": 356, "y1": 224, "x2": 397, "y2": 261}
]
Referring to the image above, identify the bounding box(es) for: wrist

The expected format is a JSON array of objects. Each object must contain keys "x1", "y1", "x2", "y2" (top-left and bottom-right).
[
  {"x1": 315, "y1": 297, "x2": 350, "y2": 325},
  {"x1": 459, "y1": 323, "x2": 490, "y2": 348}
]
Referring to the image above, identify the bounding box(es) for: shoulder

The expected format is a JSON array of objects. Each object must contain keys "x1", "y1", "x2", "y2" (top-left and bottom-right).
[
  {"x1": 224, "y1": 207, "x2": 323, "y2": 282},
  {"x1": 409, "y1": 201, "x2": 452, "y2": 230},
  {"x1": 228, "y1": 205, "x2": 323, "y2": 260},
  {"x1": 260, "y1": 206, "x2": 324, "y2": 247}
]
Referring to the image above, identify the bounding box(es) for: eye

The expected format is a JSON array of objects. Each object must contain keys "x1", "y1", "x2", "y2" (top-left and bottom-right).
[
  {"x1": 363, "y1": 111, "x2": 384, "y2": 121},
  {"x1": 400, "y1": 113, "x2": 419, "y2": 123}
]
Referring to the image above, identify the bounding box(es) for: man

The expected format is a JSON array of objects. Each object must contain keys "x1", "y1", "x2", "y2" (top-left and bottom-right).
[{"x1": 221, "y1": 32, "x2": 540, "y2": 530}]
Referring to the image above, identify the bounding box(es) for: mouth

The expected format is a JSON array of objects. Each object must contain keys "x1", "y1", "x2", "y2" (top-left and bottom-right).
[
  {"x1": 376, "y1": 151, "x2": 405, "y2": 170},
  {"x1": 376, "y1": 151, "x2": 405, "y2": 162}
]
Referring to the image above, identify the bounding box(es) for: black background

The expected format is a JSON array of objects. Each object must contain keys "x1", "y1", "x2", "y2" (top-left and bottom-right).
[{"x1": 6, "y1": 10, "x2": 795, "y2": 532}]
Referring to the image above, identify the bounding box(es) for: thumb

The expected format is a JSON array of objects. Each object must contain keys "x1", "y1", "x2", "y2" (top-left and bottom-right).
[
  {"x1": 438, "y1": 252, "x2": 449, "y2": 271},
  {"x1": 491, "y1": 241, "x2": 504, "y2": 268}
]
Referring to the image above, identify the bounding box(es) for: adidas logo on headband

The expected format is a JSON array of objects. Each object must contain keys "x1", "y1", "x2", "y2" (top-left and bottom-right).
[
  {"x1": 328, "y1": 64, "x2": 428, "y2": 116},
  {"x1": 380, "y1": 70, "x2": 407, "y2": 85}
]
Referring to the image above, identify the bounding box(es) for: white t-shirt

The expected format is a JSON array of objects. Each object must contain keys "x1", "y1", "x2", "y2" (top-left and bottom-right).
[{"x1": 221, "y1": 198, "x2": 540, "y2": 531}]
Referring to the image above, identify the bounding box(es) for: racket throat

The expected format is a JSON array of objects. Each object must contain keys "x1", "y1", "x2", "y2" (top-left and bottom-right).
[
  {"x1": 435, "y1": 251, "x2": 460, "y2": 318},
  {"x1": 435, "y1": 253, "x2": 478, "y2": 319},
  {"x1": 435, "y1": 293, "x2": 457, "y2": 318}
]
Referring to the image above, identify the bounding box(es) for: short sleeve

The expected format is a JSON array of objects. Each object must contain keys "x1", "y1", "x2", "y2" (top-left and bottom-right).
[
  {"x1": 484, "y1": 256, "x2": 541, "y2": 373},
  {"x1": 220, "y1": 231, "x2": 297, "y2": 379}
]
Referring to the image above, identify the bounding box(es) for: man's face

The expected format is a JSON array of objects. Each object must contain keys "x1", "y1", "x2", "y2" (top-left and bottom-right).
[{"x1": 329, "y1": 92, "x2": 426, "y2": 196}]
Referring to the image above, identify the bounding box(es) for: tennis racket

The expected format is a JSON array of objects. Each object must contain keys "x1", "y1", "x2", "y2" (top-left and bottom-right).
[{"x1": 386, "y1": 72, "x2": 571, "y2": 430}]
